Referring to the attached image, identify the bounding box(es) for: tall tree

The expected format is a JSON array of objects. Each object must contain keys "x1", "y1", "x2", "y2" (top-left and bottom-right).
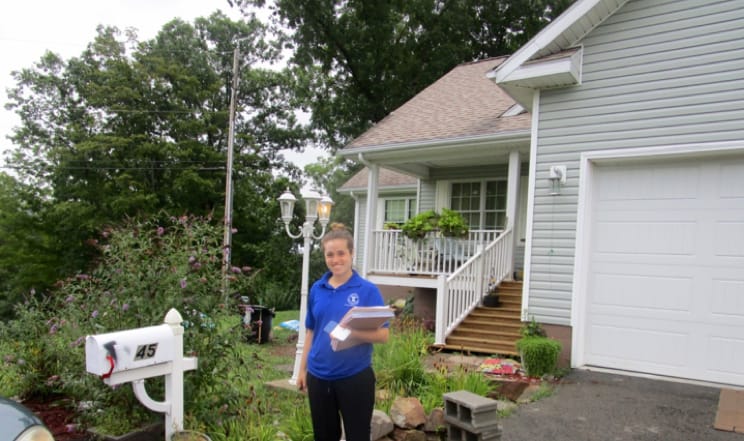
[
  {"x1": 234, "y1": 0, "x2": 574, "y2": 148},
  {"x1": 3, "y1": 12, "x2": 310, "y2": 300}
]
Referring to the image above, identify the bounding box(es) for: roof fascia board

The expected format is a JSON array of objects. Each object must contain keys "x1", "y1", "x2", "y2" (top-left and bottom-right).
[
  {"x1": 339, "y1": 130, "x2": 530, "y2": 159},
  {"x1": 492, "y1": 0, "x2": 607, "y2": 83},
  {"x1": 501, "y1": 48, "x2": 582, "y2": 85}
]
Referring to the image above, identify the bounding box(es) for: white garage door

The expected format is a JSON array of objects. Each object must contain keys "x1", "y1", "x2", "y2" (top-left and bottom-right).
[{"x1": 583, "y1": 153, "x2": 744, "y2": 386}]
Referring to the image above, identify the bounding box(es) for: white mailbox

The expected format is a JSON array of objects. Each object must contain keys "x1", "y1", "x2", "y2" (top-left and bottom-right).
[
  {"x1": 85, "y1": 323, "x2": 175, "y2": 376},
  {"x1": 84, "y1": 308, "x2": 198, "y2": 441}
]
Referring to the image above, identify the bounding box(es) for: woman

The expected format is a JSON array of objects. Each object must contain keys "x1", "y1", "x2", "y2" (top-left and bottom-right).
[{"x1": 296, "y1": 223, "x2": 390, "y2": 441}]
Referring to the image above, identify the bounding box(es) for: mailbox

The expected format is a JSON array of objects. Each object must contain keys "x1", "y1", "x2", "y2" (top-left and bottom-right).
[{"x1": 85, "y1": 323, "x2": 176, "y2": 376}]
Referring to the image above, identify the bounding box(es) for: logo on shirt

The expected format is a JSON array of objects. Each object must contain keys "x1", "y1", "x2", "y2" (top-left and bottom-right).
[{"x1": 345, "y1": 293, "x2": 360, "y2": 307}]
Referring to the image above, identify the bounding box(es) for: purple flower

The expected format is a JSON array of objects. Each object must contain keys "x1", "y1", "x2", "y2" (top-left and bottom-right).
[
  {"x1": 49, "y1": 324, "x2": 58, "y2": 334},
  {"x1": 242, "y1": 266, "x2": 252, "y2": 273},
  {"x1": 180, "y1": 278, "x2": 187, "y2": 289},
  {"x1": 30, "y1": 288, "x2": 36, "y2": 295},
  {"x1": 65, "y1": 424, "x2": 77, "y2": 433},
  {"x1": 91, "y1": 310, "x2": 99, "y2": 318},
  {"x1": 17, "y1": 358, "x2": 26, "y2": 366},
  {"x1": 192, "y1": 262, "x2": 202, "y2": 270},
  {"x1": 231, "y1": 266, "x2": 242, "y2": 274},
  {"x1": 188, "y1": 255, "x2": 196, "y2": 263},
  {"x1": 157, "y1": 226, "x2": 165, "y2": 236},
  {"x1": 70, "y1": 336, "x2": 84, "y2": 347},
  {"x1": 231, "y1": 228, "x2": 238, "y2": 234},
  {"x1": 122, "y1": 303, "x2": 129, "y2": 311},
  {"x1": 76, "y1": 274, "x2": 90, "y2": 280},
  {"x1": 65, "y1": 295, "x2": 75, "y2": 303}
]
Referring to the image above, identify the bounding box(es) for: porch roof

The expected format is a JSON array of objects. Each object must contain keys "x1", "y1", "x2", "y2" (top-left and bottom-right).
[{"x1": 338, "y1": 167, "x2": 417, "y2": 194}]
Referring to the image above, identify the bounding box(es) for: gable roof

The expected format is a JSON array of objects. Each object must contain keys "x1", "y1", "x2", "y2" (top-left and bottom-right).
[
  {"x1": 492, "y1": 0, "x2": 628, "y2": 107},
  {"x1": 344, "y1": 56, "x2": 530, "y2": 152}
]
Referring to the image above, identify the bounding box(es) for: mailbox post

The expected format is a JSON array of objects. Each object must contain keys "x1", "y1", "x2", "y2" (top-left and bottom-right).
[{"x1": 85, "y1": 308, "x2": 197, "y2": 441}]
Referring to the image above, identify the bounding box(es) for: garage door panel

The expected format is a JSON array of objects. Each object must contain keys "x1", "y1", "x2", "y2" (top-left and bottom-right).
[
  {"x1": 719, "y1": 161, "x2": 744, "y2": 198},
  {"x1": 590, "y1": 272, "x2": 693, "y2": 313},
  {"x1": 586, "y1": 319, "x2": 689, "y2": 368},
  {"x1": 708, "y1": 335, "x2": 744, "y2": 379},
  {"x1": 595, "y1": 220, "x2": 696, "y2": 255},
  {"x1": 714, "y1": 221, "x2": 744, "y2": 257},
  {"x1": 710, "y1": 278, "x2": 744, "y2": 319},
  {"x1": 583, "y1": 153, "x2": 744, "y2": 386},
  {"x1": 597, "y1": 163, "x2": 701, "y2": 201}
]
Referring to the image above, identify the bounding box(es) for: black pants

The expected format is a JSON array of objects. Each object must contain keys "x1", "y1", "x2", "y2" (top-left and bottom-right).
[{"x1": 306, "y1": 367, "x2": 376, "y2": 441}]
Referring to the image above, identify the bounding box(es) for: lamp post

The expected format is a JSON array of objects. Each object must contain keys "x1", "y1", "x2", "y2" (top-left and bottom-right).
[{"x1": 278, "y1": 188, "x2": 334, "y2": 384}]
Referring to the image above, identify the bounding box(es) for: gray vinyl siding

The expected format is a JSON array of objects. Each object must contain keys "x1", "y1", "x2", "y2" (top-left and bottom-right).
[
  {"x1": 419, "y1": 180, "x2": 436, "y2": 212},
  {"x1": 529, "y1": 0, "x2": 744, "y2": 325}
]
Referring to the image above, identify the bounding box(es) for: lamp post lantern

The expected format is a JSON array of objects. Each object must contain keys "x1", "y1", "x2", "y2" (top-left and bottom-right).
[{"x1": 278, "y1": 188, "x2": 333, "y2": 384}]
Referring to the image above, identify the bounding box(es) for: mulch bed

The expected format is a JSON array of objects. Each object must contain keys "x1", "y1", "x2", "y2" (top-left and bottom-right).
[{"x1": 22, "y1": 396, "x2": 89, "y2": 440}]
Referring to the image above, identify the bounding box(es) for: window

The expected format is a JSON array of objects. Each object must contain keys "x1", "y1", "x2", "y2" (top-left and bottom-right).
[
  {"x1": 384, "y1": 198, "x2": 417, "y2": 224},
  {"x1": 450, "y1": 180, "x2": 506, "y2": 229}
]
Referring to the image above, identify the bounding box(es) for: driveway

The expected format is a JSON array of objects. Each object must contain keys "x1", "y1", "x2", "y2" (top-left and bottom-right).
[{"x1": 500, "y1": 369, "x2": 741, "y2": 441}]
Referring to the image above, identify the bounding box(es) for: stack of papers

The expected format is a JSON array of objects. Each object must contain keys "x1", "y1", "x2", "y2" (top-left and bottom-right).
[{"x1": 330, "y1": 306, "x2": 394, "y2": 351}]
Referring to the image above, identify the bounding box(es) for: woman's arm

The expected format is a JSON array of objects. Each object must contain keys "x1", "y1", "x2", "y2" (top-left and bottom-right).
[
  {"x1": 348, "y1": 326, "x2": 389, "y2": 344},
  {"x1": 296, "y1": 328, "x2": 314, "y2": 391}
]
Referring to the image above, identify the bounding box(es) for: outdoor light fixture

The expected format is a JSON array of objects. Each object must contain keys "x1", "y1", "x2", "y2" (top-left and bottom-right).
[
  {"x1": 548, "y1": 165, "x2": 567, "y2": 196},
  {"x1": 277, "y1": 188, "x2": 334, "y2": 384}
]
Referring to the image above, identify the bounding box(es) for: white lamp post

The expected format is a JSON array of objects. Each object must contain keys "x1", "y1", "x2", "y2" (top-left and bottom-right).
[{"x1": 278, "y1": 188, "x2": 334, "y2": 384}]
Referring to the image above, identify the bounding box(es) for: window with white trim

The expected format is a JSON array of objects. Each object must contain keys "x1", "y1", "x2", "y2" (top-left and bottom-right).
[
  {"x1": 383, "y1": 198, "x2": 417, "y2": 224},
  {"x1": 450, "y1": 180, "x2": 506, "y2": 229}
]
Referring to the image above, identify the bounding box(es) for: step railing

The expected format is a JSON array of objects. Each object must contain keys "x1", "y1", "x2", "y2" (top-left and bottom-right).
[
  {"x1": 369, "y1": 229, "x2": 502, "y2": 276},
  {"x1": 434, "y1": 228, "x2": 513, "y2": 345}
]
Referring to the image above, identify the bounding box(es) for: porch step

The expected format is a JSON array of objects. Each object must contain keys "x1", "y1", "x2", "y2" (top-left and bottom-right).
[{"x1": 440, "y1": 281, "x2": 523, "y2": 357}]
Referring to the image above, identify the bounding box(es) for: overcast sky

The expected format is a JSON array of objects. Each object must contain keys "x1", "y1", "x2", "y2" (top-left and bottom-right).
[{"x1": 0, "y1": 0, "x2": 324, "y2": 172}]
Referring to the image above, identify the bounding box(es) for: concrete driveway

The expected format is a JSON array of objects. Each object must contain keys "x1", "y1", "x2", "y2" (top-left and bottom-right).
[{"x1": 499, "y1": 369, "x2": 741, "y2": 441}]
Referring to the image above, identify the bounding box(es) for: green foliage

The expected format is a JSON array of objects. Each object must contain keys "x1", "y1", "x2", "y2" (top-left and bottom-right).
[
  {"x1": 0, "y1": 215, "x2": 259, "y2": 435},
  {"x1": 372, "y1": 317, "x2": 493, "y2": 414},
  {"x1": 237, "y1": 0, "x2": 574, "y2": 147},
  {"x1": 520, "y1": 316, "x2": 547, "y2": 338},
  {"x1": 3, "y1": 13, "x2": 309, "y2": 306},
  {"x1": 437, "y1": 208, "x2": 469, "y2": 237},
  {"x1": 401, "y1": 210, "x2": 439, "y2": 239},
  {"x1": 516, "y1": 336, "x2": 562, "y2": 378}
]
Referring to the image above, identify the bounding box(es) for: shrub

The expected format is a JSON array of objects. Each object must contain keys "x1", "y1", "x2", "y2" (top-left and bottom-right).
[
  {"x1": 401, "y1": 210, "x2": 438, "y2": 239},
  {"x1": 0, "y1": 214, "x2": 258, "y2": 435},
  {"x1": 516, "y1": 336, "x2": 562, "y2": 378}
]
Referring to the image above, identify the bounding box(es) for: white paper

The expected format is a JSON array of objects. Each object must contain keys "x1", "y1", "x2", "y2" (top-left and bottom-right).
[{"x1": 330, "y1": 324, "x2": 351, "y2": 341}]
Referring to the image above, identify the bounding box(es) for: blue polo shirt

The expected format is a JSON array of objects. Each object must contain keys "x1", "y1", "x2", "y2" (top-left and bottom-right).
[{"x1": 305, "y1": 270, "x2": 386, "y2": 380}]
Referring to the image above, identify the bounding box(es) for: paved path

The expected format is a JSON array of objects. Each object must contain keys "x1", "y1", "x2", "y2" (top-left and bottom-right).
[{"x1": 500, "y1": 369, "x2": 741, "y2": 441}]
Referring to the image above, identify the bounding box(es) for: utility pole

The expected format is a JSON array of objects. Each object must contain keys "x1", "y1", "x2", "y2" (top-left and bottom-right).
[{"x1": 222, "y1": 40, "x2": 242, "y2": 301}]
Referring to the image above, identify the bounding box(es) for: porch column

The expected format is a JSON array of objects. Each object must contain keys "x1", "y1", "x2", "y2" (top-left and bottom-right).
[
  {"x1": 505, "y1": 150, "x2": 520, "y2": 280},
  {"x1": 362, "y1": 163, "x2": 379, "y2": 278}
]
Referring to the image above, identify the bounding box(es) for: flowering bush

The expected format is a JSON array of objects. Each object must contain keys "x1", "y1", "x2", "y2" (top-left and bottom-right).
[{"x1": 0, "y1": 213, "x2": 256, "y2": 434}]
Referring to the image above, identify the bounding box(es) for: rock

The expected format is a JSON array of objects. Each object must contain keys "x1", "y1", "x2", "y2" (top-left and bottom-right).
[
  {"x1": 391, "y1": 427, "x2": 427, "y2": 441},
  {"x1": 389, "y1": 397, "x2": 427, "y2": 429},
  {"x1": 371, "y1": 409, "x2": 394, "y2": 440},
  {"x1": 423, "y1": 407, "x2": 445, "y2": 433}
]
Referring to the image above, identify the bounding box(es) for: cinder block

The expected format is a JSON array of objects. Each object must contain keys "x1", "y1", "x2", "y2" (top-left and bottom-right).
[
  {"x1": 446, "y1": 423, "x2": 501, "y2": 441},
  {"x1": 443, "y1": 390, "x2": 500, "y2": 429}
]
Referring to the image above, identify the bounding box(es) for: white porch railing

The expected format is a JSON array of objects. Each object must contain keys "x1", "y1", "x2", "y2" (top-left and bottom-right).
[
  {"x1": 434, "y1": 228, "x2": 514, "y2": 345},
  {"x1": 369, "y1": 229, "x2": 502, "y2": 276}
]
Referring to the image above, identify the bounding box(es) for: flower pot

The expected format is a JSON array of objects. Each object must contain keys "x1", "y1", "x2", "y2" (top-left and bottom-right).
[{"x1": 482, "y1": 295, "x2": 500, "y2": 308}]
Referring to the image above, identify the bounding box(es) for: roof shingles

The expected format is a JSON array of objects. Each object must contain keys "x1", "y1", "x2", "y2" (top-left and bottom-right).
[{"x1": 346, "y1": 57, "x2": 530, "y2": 150}]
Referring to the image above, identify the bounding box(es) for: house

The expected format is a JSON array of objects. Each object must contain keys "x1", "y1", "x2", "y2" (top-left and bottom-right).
[
  {"x1": 490, "y1": 0, "x2": 744, "y2": 387},
  {"x1": 341, "y1": 0, "x2": 744, "y2": 387},
  {"x1": 338, "y1": 57, "x2": 532, "y2": 355}
]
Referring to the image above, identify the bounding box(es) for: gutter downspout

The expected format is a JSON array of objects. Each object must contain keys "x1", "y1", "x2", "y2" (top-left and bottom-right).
[{"x1": 358, "y1": 153, "x2": 379, "y2": 278}]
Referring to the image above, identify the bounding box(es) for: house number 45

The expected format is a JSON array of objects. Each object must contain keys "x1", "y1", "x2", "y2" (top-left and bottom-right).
[{"x1": 134, "y1": 343, "x2": 158, "y2": 361}]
